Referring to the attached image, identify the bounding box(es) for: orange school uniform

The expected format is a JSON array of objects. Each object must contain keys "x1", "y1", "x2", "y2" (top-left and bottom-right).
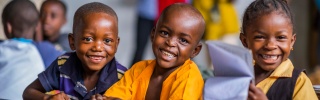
[{"x1": 104, "y1": 59, "x2": 204, "y2": 100}]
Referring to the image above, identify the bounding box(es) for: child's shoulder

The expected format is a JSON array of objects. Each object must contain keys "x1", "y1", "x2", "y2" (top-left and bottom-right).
[
  {"x1": 56, "y1": 52, "x2": 74, "y2": 66},
  {"x1": 178, "y1": 59, "x2": 203, "y2": 78},
  {"x1": 127, "y1": 60, "x2": 155, "y2": 74}
]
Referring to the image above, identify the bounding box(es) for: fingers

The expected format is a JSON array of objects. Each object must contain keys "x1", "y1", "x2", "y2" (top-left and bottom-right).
[
  {"x1": 248, "y1": 91, "x2": 256, "y2": 100},
  {"x1": 91, "y1": 95, "x2": 96, "y2": 100},
  {"x1": 248, "y1": 83, "x2": 268, "y2": 100},
  {"x1": 60, "y1": 92, "x2": 70, "y2": 100},
  {"x1": 90, "y1": 94, "x2": 106, "y2": 100},
  {"x1": 49, "y1": 92, "x2": 70, "y2": 100}
]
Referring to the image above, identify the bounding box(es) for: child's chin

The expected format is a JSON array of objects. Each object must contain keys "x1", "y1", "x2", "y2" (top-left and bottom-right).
[
  {"x1": 260, "y1": 64, "x2": 279, "y2": 71},
  {"x1": 86, "y1": 65, "x2": 104, "y2": 71}
]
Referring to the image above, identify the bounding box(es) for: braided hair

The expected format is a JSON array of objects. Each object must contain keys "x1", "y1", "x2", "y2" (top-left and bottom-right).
[{"x1": 241, "y1": 0, "x2": 294, "y2": 34}]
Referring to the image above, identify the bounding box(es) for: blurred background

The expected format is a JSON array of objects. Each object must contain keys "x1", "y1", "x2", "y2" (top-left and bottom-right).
[{"x1": 0, "y1": 0, "x2": 319, "y2": 75}]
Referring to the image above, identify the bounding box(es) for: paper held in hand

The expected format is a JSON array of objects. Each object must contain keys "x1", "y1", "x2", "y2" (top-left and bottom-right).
[{"x1": 204, "y1": 41, "x2": 254, "y2": 100}]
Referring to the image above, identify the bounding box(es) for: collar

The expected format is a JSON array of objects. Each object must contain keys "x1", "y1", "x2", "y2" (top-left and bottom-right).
[
  {"x1": 12, "y1": 38, "x2": 32, "y2": 43},
  {"x1": 136, "y1": 59, "x2": 192, "y2": 81},
  {"x1": 269, "y1": 59, "x2": 294, "y2": 78},
  {"x1": 59, "y1": 52, "x2": 118, "y2": 93}
]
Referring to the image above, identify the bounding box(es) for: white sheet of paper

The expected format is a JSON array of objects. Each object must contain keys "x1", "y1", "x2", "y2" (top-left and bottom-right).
[
  {"x1": 204, "y1": 77, "x2": 252, "y2": 100},
  {"x1": 204, "y1": 41, "x2": 254, "y2": 100}
]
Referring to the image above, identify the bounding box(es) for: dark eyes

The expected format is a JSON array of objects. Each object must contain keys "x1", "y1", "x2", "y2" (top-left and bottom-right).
[
  {"x1": 253, "y1": 35, "x2": 288, "y2": 40},
  {"x1": 277, "y1": 36, "x2": 287, "y2": 39},
  {"x1": 159, "y1": 31, "x2": 189, "y2": 45},
  {"x1": 159, "y1": 31, "x2": 169, "y2": 37},
  {"x1": 104, "y1": 39, "x2": 112, "y2": 43},
  {"x1": 179, "y1": 38, "x2": 188, "y2": 44},
  {"x1": 82, "y1": 37, "x2": 113, "y2": 44},
  {"x1": 83, "y1": 37, "x2": 93, "y2": 42},
  {"x1": 254, "y1": 35, "x2": 265, "y2": 39},
  {"x1": 51, "y1": 13, "x2": 56, "y2": 19}
]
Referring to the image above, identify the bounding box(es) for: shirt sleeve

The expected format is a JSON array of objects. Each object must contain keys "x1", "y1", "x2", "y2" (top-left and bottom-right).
[
  {"x1": 38, "y1": 59, "x2": 60, "y2": 92},
  {"x1": 104, "y1": 64, "x2": 135, "y2": 99},
  {"x1": 293, "y1": 72, "x2": 318, "y2": 100}
]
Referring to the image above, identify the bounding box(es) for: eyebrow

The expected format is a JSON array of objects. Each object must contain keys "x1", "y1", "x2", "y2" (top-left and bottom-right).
[
  {"x1": 162, "y1": 25, "x2": 172, "y2": 32},
  {"x1": 255, "y1": 30, "x2": 288, "y2": 35},
  {"x1": 161, "y1": 25, "x2": 192, "y2": 39},
  {"x1": 180, "y1": 32, "x2": 192, "y2": 40}
]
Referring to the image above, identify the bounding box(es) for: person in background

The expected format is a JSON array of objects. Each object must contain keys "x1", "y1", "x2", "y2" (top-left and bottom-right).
[
  {"x1": 40, "y1": 0, "x2": 71, "y2": 52},
  {"x1": 0, "y1": 0, "x2": 44, "y2": 99}
]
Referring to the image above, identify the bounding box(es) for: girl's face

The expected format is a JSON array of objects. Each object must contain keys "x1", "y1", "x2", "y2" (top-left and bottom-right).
[{"x1": 240, "y1": 12, "x2": 296, "y2": 71}]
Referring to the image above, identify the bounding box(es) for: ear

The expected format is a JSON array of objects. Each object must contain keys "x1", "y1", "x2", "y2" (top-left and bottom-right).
[
  {"x1": 114, "y1": 37, "x2": 120, "y2": 53},
  {"x1": 240, "y1": 33, "x2": 248, "y2": 48},
  {"x1": 191, "y1": 42, "x2": 202, "y2": 58},
  {"x1": 68, "y1": 33, "x2": 76, "y2": 50},
  {"x1": 290, "y1": 33, "x2": 296, "y2": 48},
  {"x1": 4, "y1": 22, "x2": 12, "y2": 38},
  {"x1": 150, "y1": 27, "x2": 156, "y2": 42}
]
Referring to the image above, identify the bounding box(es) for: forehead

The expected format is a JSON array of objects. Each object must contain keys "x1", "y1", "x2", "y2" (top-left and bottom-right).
[
  {"x1": 159, "y1": 9, "x2": 203, "y2": 38},
  {"x1": 42, "y1": 2, "x2": 64, "y2": 11},
  {"x1": 82, "y1": 12, "x2": 117, "y2": 26},
  {"x1": 247, "y1": 13, "x2": 293, "y2": 34}
]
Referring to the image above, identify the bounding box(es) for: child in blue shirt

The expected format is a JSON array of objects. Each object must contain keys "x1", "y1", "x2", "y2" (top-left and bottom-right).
[{"x1": 23, "y1": 2, "x2": 127, "y2": 99}]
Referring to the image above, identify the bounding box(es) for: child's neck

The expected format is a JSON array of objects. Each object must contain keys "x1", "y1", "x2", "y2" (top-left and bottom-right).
[
  {"x1": 145, "y1": 65, "x2": 179, "y2": 100},
  {"x1": 153, "y1": 65, "x2": 179, "y2": 78},
  {"x1": 254, "y1": 65, "x2": 274, "y2": 85},
  {"x1": 82, "y1": 67, "x2": 101, "y2": 92}
]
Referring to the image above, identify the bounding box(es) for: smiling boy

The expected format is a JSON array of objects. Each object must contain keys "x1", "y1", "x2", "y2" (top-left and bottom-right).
[
  {"x1": 23, "y1": 2, "x2": 127, "y2": 100},
  {"x1": 101, "y1": 3, "x2": 205, "y2": 100}
]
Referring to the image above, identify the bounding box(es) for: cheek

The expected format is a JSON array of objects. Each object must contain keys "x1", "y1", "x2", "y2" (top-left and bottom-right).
[{"x1": 104, "y1": 45, "x2": 117, "y2": 55}]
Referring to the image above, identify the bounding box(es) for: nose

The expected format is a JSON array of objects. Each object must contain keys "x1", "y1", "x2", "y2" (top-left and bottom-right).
[
  {"x1": 92, "y1": 41, "x2": 103, "y2": 52},
  {"x1": 264, "y1": 38, "x2": 277, "y2": 51},
  {"x1": 165, "y1": 37, "x2": 177, "y2": 47}
]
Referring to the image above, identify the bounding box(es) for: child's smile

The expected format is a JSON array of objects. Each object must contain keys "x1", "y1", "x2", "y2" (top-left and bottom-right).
[
  {"x1": 241, "y1": 12, "x2": 296, "y2": 71},
  {"x1": 159, "y1": 48, "x2": 177, "y2": 61},
  {"x1": 151, "y1": 7, "x2": 204, "y2": 69},
  {"x1": 69, "y1": 12, "x2": 119, "y2": 71},
  {"x1": 87, "y1": 54, "x2": 106, "y2": 64},
  {"x1": 258, "y1": 54, "x2": 281, "y2": 64}
]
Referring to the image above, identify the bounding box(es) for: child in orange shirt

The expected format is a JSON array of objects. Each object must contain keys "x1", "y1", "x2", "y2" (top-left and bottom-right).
[{"x1": 91, "y1": 3, "x2": 205, "y2": 100}]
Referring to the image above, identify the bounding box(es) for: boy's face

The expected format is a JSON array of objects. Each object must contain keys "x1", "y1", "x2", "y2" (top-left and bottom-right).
[
  {"x1": 151, "y1": 10, "x2": 203, "y2": 69},
  {"x1": 240, "y1": 13, "x2": 296, "y2": 71},
  {"x1": 40, "y1": 2, "x2": 66, "y2": 38},
  {"x1": 68, "y1": 13, "x2": 119, "y2": 71}
]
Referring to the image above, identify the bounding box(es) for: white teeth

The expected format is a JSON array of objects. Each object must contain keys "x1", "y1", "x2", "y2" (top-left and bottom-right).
[
  {"x1": 262, "y1": 55, "x2": 277, "y2": 60},
  {"x1": 162, "y1": 50, "x2": 174, "y2": 58},
  {"x1": 89, "y1": 56, "x2": 103, "y2": 59}
]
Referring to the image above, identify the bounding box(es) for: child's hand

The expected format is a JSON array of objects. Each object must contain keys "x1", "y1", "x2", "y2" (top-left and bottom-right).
[
  {"x1": 90, "y1": 94, "x2": 107, "y2": 100},
  {"x1": 248, "y1": 83, "x2": 268, "y2": 100},
  {"x1": 44, "y1": 91, "x2": 70, "y2": 100}
]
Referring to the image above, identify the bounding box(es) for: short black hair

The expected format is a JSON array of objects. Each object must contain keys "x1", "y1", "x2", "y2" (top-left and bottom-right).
[
  {"x1": 2, "y1": 0, "x2": 39, "y2": 38},
  {"x1": 242, "y1": 0, "x2": 294, "y2": 34},
  {"x1": 40, "y1": 0, "x2": 67, "y2": 15},
  {"x1": 158, "y1": 3, "x2": 205, "y2": 43},
  {"x1": 72, "y1": 2, "x2": 118, "y2": 34}
]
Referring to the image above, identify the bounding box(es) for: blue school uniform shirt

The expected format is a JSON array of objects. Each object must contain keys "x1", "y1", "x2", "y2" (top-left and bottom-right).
[
  {"x1": 38, "y1": 52, "x2": 127, "y2": 99},
  {"x1": 0, "y1": 38, "x2": 44, "y2": 99}
]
